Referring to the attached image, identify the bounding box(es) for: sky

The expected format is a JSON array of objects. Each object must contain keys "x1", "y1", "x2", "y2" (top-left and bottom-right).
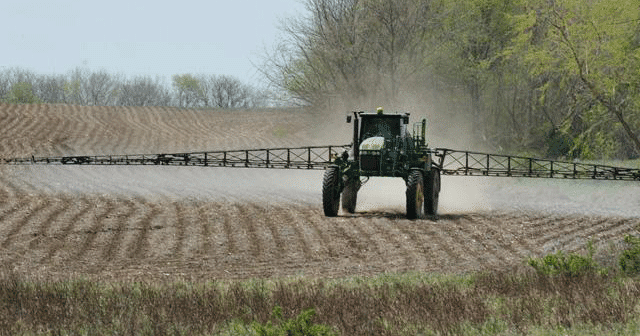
[{"x1": 1, "y1": 0, "x2": 304, "y2": 86}]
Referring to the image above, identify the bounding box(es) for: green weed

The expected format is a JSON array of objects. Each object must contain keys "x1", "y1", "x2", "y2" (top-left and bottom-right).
[
  {"x1": 619, "y1": 235, "x2": 640, "y2": 276},
  {"x1": 251, "y1": 305, "x2": 338, "y2": 336},
  {"x1": 527, "y1": 240, "x2": 604, "y2": 276}
]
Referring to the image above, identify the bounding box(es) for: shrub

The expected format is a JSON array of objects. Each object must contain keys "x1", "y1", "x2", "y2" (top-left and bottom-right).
[
  {"x1": 528, "y1": 241, "x2": 601, "y2": 276},
  {"x1": 251, "y1": 305, "x2": 338, "y2": 336},
  {"x1": 620, "y1": 235, "x2": 640, "y2": 276}
]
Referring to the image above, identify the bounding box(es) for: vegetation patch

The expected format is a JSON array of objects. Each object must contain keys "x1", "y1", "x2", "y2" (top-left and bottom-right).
[
  {"x1": 620, "y1": 234, "x2": 640, "y2": 276},
  {"x1": 527, "y1": 240, "x2": 603, "y2": 276},
  {"x1": 272, "y1": 126, "x2": 290, "y2": 138},
  {"x1": 1, "y1": 264, "x2": 640, "y2": 335}
]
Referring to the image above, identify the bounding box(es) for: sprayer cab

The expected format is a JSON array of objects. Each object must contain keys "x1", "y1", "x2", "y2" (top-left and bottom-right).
[{"x1": 345, "y1": 110, "x2": 429, "y2": 177}]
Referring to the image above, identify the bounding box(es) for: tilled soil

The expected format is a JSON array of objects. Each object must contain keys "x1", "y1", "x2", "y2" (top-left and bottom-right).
[{"x1": 0, "y1": 103, "x2": 638, "y2": 282}]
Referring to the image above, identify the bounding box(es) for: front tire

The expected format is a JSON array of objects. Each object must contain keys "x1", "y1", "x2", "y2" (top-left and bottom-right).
[
  {"x1": 322, "y1": 166, "x2": 341, "y2": 217},
  {"x1": 406, "y1": 170, "x2": 425, "y2": 219},
  {"x1": 341, "y1": 178, "x2": 360, "y2": 214},
  {"x1": 425, "y1": 168, "x2": 440, "y2": 216}
]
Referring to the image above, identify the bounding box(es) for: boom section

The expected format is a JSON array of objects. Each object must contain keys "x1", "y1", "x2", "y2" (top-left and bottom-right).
[
  {"x1": 2, "y1": 145, "x2": 352, "y2": 170},
  {"x1": 434, "y1": 149, "x2": 640, "y2": 181}
]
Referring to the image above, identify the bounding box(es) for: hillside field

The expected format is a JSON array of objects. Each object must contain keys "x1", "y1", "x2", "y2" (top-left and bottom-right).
[{"x1": 0, "y1": 103, "x2": 639, "y2": 282}]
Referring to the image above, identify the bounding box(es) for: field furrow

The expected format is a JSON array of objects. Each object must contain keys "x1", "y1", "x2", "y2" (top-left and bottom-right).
[
  {"x1": 70, "y1": 198, "x2": 116, "y2": 262},
  {"x1": 0, "y1": 198, "x2": 48, "y2": 250},
  {"x1": 41, "y1": 197, "x2": 93, "y2": 263},
  {"x1": 234, "y1": 203, "x2": 266, "y2": 260},
  {"x1": 27, "y1": 197, "x2": 73, "y2": 251},
  {"x1": 169, "y1": 202, "x2": 187, "y2": 258},
  {"x1": 102, "y1": 199, "x2": 137, "y2": 261},
  {"x1": 285, "y1": 207, "x2": 327, "y2": 260},
  {"x1": 127, "y1": 200, "x2": 162, "y2": 260},
  {"x1": 365, "y1": 217, "x2": 417, "y2": 270}
]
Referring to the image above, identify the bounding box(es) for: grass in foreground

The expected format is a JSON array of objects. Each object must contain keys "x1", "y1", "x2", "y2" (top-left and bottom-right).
[
  {"x1": 1, "y1": 269, "x2": 639, "y2": 335},
  {"x1": 2, "y1": 236, "x2": 640, "y2": 335}
]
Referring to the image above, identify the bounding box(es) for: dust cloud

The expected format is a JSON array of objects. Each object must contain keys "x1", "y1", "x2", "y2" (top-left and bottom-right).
[
  {"x1": 353, "y1": 175, "x2": 492, "y2": 215},
  {"x1": 439, "y1": 176, "x2": 492, "y2": 213},
  {"x1": 355, "y1": 177, "x2": 406, "y2": 213},
  {"x1": 309, "y1": 89, "x2": 495, "y2": 215}
]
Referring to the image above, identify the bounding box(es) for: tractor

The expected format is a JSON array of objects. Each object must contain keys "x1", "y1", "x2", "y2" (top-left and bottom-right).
[{"x1": 322, "y1": 108, "x2": 440, "y2": 219}]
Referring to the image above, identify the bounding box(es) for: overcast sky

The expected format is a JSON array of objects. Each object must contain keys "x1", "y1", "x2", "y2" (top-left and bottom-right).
[{"x1": 1, "y1": 0, "x2": 304, "y2": 86}]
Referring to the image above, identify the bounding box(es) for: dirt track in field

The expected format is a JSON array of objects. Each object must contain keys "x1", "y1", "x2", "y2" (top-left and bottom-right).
[{"x1": 0, "y1": 103, "x2": 639, "y2": 282}]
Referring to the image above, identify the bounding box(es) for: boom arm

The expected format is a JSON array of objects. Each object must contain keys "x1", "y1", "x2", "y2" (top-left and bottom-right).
[
  {"x1": 434, "y1": 149, "x2": 640, "y2": 181},
  {"x1": 3, "y1": 146, "x2": 640, "y2": 181}
]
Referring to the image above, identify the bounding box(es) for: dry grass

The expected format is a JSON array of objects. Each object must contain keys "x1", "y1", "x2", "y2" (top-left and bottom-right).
[{"x1": 1, "y1": 269, "x2": 639, "y2": 335}]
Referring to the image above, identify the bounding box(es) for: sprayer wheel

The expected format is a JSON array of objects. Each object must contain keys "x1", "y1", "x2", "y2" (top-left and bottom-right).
[
  {"x1": 406, "y1": 170, "x2": 425, "y2": 219},
  {"x1": 322, "y1": 166, "x2": 341, "y2": 217},
  {"x1": 425, "y1": 168, "x2": 440, "y2": 216},
  {"x1": 341, "y1": 178, "x2": 360, "y2": 214}
]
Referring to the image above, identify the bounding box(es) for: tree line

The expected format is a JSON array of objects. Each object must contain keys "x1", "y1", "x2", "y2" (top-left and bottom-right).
[
  {"x1": 263, "y1": 0, "x2": 640, "y2": 159},
  {"x1": 0, "y1": 67, "x2": 272, "y2": 109}
]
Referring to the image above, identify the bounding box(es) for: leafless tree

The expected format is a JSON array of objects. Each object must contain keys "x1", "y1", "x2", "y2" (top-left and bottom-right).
[
  {"x1": 364, "y1": 0, "x2": 433, "y2": 102},
  {"x1": 0, "y1": 69, "x2": 10, "y2": 99},
  {"x1": 213, "y1": 75, "x2": 247, "y2": 108},
  {"x1": 33, "y1": 74, "x2": 66, "y2": 103},
  {"x1": 86, "y1": 70, "x2": 118, "y2": 106},
  {"x1": 261, "y1": 0, "x2": 434, "y2": 107},
  {"x1": 262, "y1": 0, "x2": 372, "y2": 106},
  {"x1": 197, "y1": 75, "x2": 259, "y2": 108},
  {"x1": 116, "y1": 76, "x2": 172, "y2": 106},
  {"x1": 1, "y1": 67, "x2": 267, "y2": 109},
  {"x1": 62, "y1": 68, "x2": 89, "y2": 105}
]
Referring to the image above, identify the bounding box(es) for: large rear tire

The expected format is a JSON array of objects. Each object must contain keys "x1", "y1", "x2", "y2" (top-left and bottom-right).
[
  {"x1": 322, "y1": 166, "x2": 341, "y2": 217},
  {"x1": 341, "y1": 178, "x2": 360, "y2": 214},
  {"x1": 425, "y1": 168, "x2": 440, "y2": 216},
  {"x1": 406, "y1": 170, "x2": 425, "y2": 219}
]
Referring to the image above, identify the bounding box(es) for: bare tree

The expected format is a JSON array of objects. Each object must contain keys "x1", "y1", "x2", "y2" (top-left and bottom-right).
[
  {"x1": 86, "y1": 70, "x2": 118, "y2": 106},
  {"x1": 261, "y1": 0, "x2": 435, "y2": 107},
  {"x1": 33, "y1": 74, "x2": 66, "y2": 103},
  {"x1": 260, "y1": 0, "x2": 371, "y2": 106},
  {"x1": 195, "y1": 75, "x2": 212, "y2": 107},
  {"x1": 63, "y1": 68, "x2": 89, "y2": 105},
  {"x1": 196, "y1": 75, "x2": 259, "y2": 108},
  {"x1": 364, "y1": 0, "x2": 432, "y2": 102},
  {"x1": 214, "y1": 75, "x2": 247, "y2": 108},
  {"x1": 116, "y1": 75, "x2": 172, "y2": 106},
  {"x1": 0, "y1": 68, "x2": 10, "y2": 100},
  {"x1": 195, "y1": 74, "x2": 267, "y2": 108},
  {"x1": 1, "y1": 66, "x2": 267, "y2": 109}
]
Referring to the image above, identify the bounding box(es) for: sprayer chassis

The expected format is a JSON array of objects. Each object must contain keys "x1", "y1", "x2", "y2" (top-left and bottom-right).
[{"x1": 322, "y1": 111, "x2": 441, "y2": 219}]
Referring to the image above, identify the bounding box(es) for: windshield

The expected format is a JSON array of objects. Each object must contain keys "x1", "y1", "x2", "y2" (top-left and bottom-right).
[{"x1": 360, "y1": 116, "x2": 401, "y2": 141}]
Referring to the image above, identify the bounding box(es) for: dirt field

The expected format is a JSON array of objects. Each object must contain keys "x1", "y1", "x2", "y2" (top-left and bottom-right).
[{"x1": 0, "y1": 103, "x2": 638, "y2": 282}]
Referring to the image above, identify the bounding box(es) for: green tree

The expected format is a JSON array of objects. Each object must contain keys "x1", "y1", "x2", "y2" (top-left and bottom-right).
[
  {"x1": 3, "y1": 82, "x2": 42, "y2": 104},
  {"x1": 172, "y1": 74, "x2": 202, "y2": 108},
  {"x1": 429, "y1": 0, "x2": 523, "y2": 143},
  {"x1": 513, "y1": 0, "x2": 640, "y2": 157}
]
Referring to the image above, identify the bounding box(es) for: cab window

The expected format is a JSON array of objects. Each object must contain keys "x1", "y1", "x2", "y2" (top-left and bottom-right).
[{"x1": 360, "y1": 117, "x2": 401, "y2": 141}]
